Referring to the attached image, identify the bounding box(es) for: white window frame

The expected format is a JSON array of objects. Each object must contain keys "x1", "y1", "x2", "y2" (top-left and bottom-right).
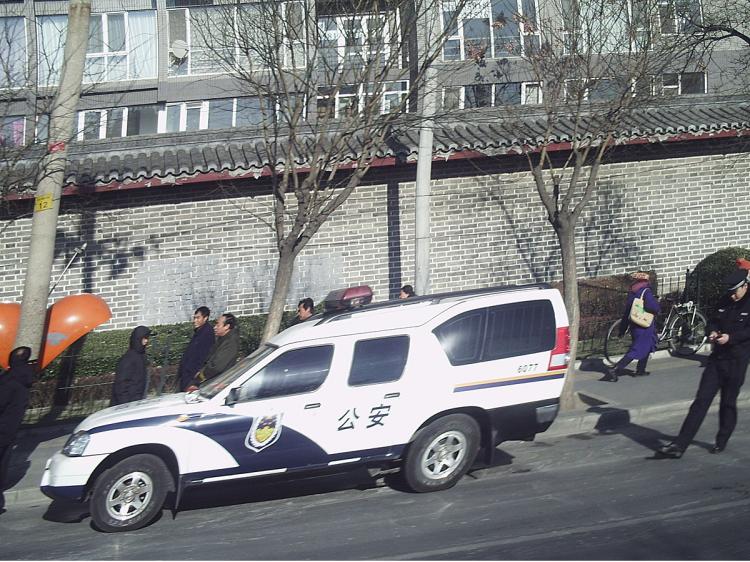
[
  {"x1": 317, "y1": 81, "x2": 409, "y2": 118},
  {"x1": 160, "y1": 101, "x2": 209, "y2": 132},
  {"x1": 84, "y1": 12, "x2": 129, "y2": 83},
  {"x1": 0, "y1": 16, "x2": 27, "y2": 90},
  {"x1": 658, "y1": 0, "x2": 702, "y2": 35},
  {"x1": 659, "y1": 71, "x2": 706, "y2": 95},
  {"x1": 317, "y1": 12, "x2": 397, "y2": 71},
  {"x1": 77, "y1": 108, "x2": 130, "y2": 140},
  {"x1": 1, "y1": 115, "x2": 26, "y2": 147},
  {"x1": 441, "y1": 0, "x2": 540, "y2": 61},
  {"x1": 169, "y1": 2, "x2": 305, "y2": 77},
  {"x1": 443, "y1": 81, "x2": 541, "y2": 109}
]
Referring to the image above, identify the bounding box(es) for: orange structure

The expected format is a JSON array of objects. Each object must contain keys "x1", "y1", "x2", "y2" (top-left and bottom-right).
[{"x1": 0, "y1": 294, "x2": 111, "y2": 370}]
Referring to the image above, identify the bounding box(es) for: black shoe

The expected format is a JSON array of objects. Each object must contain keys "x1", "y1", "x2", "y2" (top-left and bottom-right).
[
  {"x1": 602, "y1": 369, "x2": 618, "y2": 382},
  {"x1": 635, "y1": 370, "x2": 650, "y2": 377},
  {"x1": 710, "y1": 444, "x2": 725, "y2": 454},
  {"x1": 658, "y1": 443, "x2": 684, "y2": 458}
]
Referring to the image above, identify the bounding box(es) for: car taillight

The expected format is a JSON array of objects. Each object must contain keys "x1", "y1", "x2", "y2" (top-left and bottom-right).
[{"x1": 548, "y1": 326, "x2": 570, "y2": 371}]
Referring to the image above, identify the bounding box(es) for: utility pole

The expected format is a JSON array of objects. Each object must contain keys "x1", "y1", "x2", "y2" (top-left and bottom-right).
[
  {"x1": 414, "y1": 1, "x2": 439, "y2": 296},
  {"x1": 14, "y1": 0, "x2": 91, "y2": 359}
]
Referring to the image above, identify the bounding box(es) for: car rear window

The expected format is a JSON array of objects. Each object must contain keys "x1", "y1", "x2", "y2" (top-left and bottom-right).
[
  {"x1": 433, "y1": 300, "x2": 555, "y2": 365},
  {"x1": 484, "y1": 300, "x2": 555, "y2": 360}
]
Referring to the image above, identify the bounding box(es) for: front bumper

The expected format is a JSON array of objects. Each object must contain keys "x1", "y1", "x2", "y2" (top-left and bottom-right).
[{"x1": 40, "y1": 451, "x2": 108, "y2": 502}]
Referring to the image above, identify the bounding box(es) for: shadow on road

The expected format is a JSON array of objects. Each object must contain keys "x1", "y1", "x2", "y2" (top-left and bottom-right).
[{"x1": 586, "y1": 405, "x2": 713, "y2": 459}]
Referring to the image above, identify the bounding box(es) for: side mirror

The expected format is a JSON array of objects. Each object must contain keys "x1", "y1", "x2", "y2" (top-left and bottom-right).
[{"x1": 225, "y1": 387, "x2": 240, "y2": 406}]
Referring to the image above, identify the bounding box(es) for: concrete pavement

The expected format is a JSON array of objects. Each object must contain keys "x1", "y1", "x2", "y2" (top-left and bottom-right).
[{"x1": 3, "y1": 350, "x2": 747, "y2": 509}]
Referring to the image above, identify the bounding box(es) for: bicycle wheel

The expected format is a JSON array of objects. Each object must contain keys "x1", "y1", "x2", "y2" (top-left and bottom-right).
[
  {"x1": 667, "y1": 311, "x2": 708, "y2": 356},
  {"x1": 604, "y1": 319, "x2": 631, "y2": 367}
]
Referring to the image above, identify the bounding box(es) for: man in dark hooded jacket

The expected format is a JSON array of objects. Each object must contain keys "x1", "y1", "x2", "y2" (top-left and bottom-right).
[
  {"x1": 0, "y1": 346, "x2": 34, "y2": 512},
  {"x1": 110, "y1": 325, "x2": 154, "y2": 406},
  {"x1": 177, "y1": 306, "x2": 214, "y2": 391}
]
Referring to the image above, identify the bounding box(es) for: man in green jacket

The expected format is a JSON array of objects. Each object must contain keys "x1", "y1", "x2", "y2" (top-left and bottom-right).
[{"x1": 191, "y1": 313, "x2": 240, "y2": 387}]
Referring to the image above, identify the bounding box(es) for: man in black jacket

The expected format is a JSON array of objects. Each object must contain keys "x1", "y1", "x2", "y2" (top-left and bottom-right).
[
  {"x1": 110, "y1": 325, "x2": 155, "y2": 406},
  {"x1": 0, "y1": 346, "x2": 34, "y2": 512},
  {"x1": 190, "y1": 313, "x2": 240, "y2": 387},
  {"x1": 660, "y1": 269, "x2": 750, "y2": 458},
  {"x1": 177, "y1": 306, "x2": 215, "y2": 391}
]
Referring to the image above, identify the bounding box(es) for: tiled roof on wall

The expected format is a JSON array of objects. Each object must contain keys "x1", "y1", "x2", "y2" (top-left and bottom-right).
[{"x1": 8, "y1": 95, "x2": 750, "y2": 194}]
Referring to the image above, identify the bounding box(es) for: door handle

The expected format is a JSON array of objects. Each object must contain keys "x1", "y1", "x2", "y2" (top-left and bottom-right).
[
  {"x1": 384, "y1": 393, "x2": 400, "y2": 399},
  {"x1": 304, "y1": 403, "x2": 321, "y2": 409}
]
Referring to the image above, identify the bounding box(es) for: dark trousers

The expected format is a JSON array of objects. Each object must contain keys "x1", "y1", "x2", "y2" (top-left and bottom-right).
[
  {"x1": 614, "y1": 353, "x2": 649, "y2": 374},
  {"x1": 0, "y1": 443, "x2": 12, "y2": 511},
  {"x1": 674, "y1": 359, "x2": 747, "y2": 450}
]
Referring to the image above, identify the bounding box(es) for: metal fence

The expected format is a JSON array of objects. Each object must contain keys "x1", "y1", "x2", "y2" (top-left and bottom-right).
[
  {"x1": 22, "y1": 270, "x2": 705, "y2": 426},
  {"x1": 577, "y1": 270, "x2": 697, "y2": 357}
]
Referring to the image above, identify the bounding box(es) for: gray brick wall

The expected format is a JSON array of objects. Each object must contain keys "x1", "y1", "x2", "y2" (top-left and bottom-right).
[{"x1": 1, "y1": 150, "x2": 749, "y2": 330}]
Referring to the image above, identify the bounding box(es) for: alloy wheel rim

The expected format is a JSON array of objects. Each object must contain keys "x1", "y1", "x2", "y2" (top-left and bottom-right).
[
  {"x1": 421, "y1": 430, "x2": 467, "y2": 480},
  {"x1": 105, "y1": 471, "x2": 154, "y2": 521}
]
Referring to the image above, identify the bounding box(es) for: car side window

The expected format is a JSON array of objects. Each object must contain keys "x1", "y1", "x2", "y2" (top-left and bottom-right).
[
  {"x1": 238, "y1": 345, "x2": 333, "y2": 401},
  {"x1": 348, "y1": 335, "x2": 410, "y2": 386},
  {"x1": 484, "y1": 300, "x2": 555, "y2": 360},
  {"x1": 433, "y1": 310, "x2": 485, "y2": 366}
]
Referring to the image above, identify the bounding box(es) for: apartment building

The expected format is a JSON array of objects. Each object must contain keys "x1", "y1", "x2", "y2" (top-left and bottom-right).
[{"x1": 1, "y1": 0, "x2": 749, "y2": 328}]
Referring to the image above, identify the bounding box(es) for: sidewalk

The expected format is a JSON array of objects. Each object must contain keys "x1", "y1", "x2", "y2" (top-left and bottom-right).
[{"x1": 3, "y1": 351, "x2": 747, "y2": 508}]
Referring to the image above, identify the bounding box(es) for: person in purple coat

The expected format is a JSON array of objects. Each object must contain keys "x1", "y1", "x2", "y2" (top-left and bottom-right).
[{"x1": 604, "y1": 271, "x2": 660, "y2": 382}]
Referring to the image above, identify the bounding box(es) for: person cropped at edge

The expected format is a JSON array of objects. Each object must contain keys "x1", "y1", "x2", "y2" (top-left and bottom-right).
[
  {"x1": 0, "y1": 347, "x2": 34, "y2": 513},
  {"x1": 192, "y1": 313, "x2": 240, "y2": 386},
  {"x1": 604, "y1": 271, "x2": 659, "y2": 382},
  {"x1": 110, "y1": 325, "x2": 154, "y2": 406},
  {"x1": 177, "y1": 306, "x2": 215, "y2": 392},
  {"x1": 659, "y1": 269, "x2": 750, "y2": 458}
]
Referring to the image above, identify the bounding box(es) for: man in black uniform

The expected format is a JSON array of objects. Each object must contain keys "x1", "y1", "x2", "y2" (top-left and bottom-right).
[{"x1": 660, "y1": 269, "x2": 750, "y2": 458}]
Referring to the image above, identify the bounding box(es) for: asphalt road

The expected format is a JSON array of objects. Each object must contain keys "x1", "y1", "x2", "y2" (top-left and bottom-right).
[{"x1": 2, "y1": 408, "x2": 750, "y2": 560}]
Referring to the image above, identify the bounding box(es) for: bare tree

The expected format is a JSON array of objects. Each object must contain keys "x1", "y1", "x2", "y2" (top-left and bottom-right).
[
  {"x1": 453, "y1": 0, "x2": 702, "y2": 407},
  {"x1": 185, "y1": 0, "x2": 463, "y2": 341}
]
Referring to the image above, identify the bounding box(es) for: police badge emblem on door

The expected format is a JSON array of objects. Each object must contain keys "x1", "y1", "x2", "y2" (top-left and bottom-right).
[{"x1": 245, "y1": 414, "x2": 283, "y2": 452}]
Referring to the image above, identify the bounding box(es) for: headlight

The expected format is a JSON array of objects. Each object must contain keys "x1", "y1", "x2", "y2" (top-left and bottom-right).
[{"x1": 62, "y1": 431, "x2": 90, "y2": 457}]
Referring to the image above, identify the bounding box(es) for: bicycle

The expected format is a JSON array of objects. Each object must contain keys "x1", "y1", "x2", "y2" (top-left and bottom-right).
[{"x1": 604, "y1": 298, "x2": 708, "y2": 367}]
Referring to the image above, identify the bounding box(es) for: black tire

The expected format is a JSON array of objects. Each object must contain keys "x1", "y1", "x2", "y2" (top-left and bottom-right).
[
  {"x1": 90, "y1": 454, "x2": 171, "y2": 533},
  {"x1": 604, "y1": 319, "x2": 630, "y2": 367},
  {"x1": 668, "y1": 311, "x2": 708, "y2": 356},
  {"x1": 403, "y1": 414, "x2": 480, "y2": 493}
]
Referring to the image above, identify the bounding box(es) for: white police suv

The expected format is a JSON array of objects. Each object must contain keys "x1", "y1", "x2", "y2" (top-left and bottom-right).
[{"x1": 41, "y1": 284, "x2": 570, "y2": 532}]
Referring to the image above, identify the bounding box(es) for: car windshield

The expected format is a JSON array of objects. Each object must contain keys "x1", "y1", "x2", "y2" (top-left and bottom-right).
[{"x1": 198, "y1": 345, "x2": 277, "y2": 399}]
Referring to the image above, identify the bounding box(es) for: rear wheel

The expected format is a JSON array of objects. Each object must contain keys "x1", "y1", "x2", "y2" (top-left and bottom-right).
[
  {"x1": 604, "y1": 319, "x2": 630, "y2": 367},
  {"x1": 668, "y1": 311, "x2": 707, "y2": 356},
  {"x1": 403, "y1": 414, "x2": 480, "y2": 493},
  {"x1": 90, "y1": 454, "x2": 171, "y2": 533}
]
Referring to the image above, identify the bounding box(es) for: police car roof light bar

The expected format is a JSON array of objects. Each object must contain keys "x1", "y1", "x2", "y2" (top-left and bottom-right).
[{"x1": 323, "y1": 285, "x2": 374, "y2": 312}]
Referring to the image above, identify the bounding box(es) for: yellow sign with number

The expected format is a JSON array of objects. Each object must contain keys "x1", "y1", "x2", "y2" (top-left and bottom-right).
[{"x1": 34, "y1": 193, "x2": 54, "y2": 212}]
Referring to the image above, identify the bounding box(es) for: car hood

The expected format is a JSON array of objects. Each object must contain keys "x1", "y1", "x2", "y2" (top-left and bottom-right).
[{"x1": 74, "y1": 393, "x2": 204, "y2": 432}]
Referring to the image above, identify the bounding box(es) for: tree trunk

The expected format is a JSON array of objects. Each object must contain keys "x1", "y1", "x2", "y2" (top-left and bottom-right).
[
  {"x1": 14, "y1": 0, "x2": 91, "y2": 359},
  {"x1": 555, "y1": 218, "x2": 584, "y2": 412},
  {"x1": 261, "y1": 249, "x2": 296, "y2": 343}
]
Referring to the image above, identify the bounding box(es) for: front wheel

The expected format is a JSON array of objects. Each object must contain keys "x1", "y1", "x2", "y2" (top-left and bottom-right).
[
  {"x1": 90, "y1": 454, "x2": 172, "y2": 533},
  {"x1": 604, "y1": 319, "x2": 630, "y2": 367},
  {"x1": 668, "y1": 311, "x2": 707, "y2": 356},
  {"x1": 403, "y1": 414, "x2": 480, "y2": 493}
]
